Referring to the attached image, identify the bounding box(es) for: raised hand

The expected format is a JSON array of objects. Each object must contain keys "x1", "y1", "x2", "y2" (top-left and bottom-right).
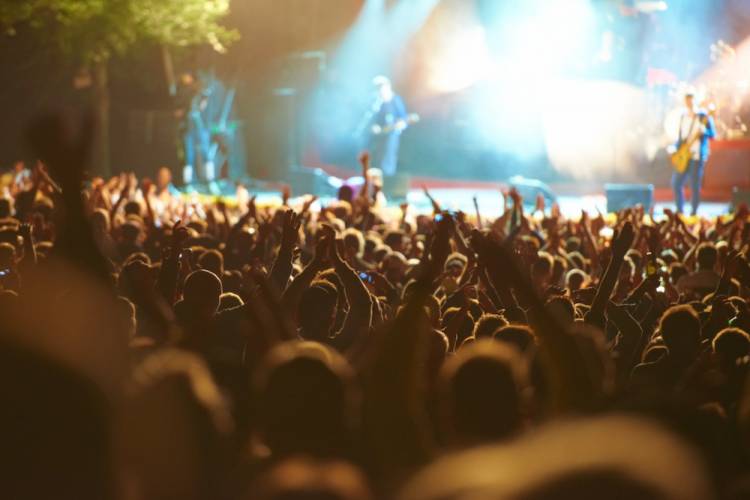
[
  {"x1": 280, "y1": 209, "x2": 302, "y2": 249},
  {"x1": 301, "y1": 195, "x2": 318, "y2": 214},
  {"x1": 19, "y1": 222, "x2": 33, "y2": 240},
  {"x1": 247, "y1": 195, "x2": 258, "y2": 221},
  {"x1": 170, "y1": 220, "x2": 189, "y2": 252},
  {"x1": 611, "y1": 221, "x2": 635, "y2": 258},
  {"x1": 359, "y1": 151, "x2": 370, "y2": 176}
]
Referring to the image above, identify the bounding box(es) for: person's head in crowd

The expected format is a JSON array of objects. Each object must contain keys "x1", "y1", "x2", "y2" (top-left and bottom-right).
[
  {"x1": 343, "y1": 228, "x2": 365, "y2": 262},
  {"x1": 551, "y1": 255, "x2": 568, "y2": 288},
  {"x1": 123, "y1": 200, "x2": 143, "y2": 218},
  {"x1": 298, "y1": 281, "x2": 338, "y2": 341},
  {"x1": 117, "y1": 258, "x2": 154, "y2": 301},
  {"x1": 121, "y1": 349, "x2": 233, "y2": 500},
  {"x1": 565, "y1": 236, "x2": 581, "y2": 253},
  {"x1": 567, "y1": 251, "x2": 587, "y2": 272},
  {"x1": 660, "y1": 248, "x2": 679, "y2": 266},
  {"x1": 235, "y1": 228, "x2": 255, "y2": 254},
  {"x1": 439, "y1": 340, "x2": 526, "y2": 445},
  {"x1": 1, "y1": 341, "x2": 113, "y2": 500},
  {"x1": 382, "y1": 230, "x2": 405, "y2": 254},
  {"x1": 443, "y1": 307, "x2": 475, "y2": 348},
  {"x1": 642, "y1": 344, "x2": 668, "y2": 364},
  {"x1": 427, "y1": 328, "x2": 450, "y2": 379},
  {"x1": 696, "y1": 243, "x2": 718, "y2": 272},
  {"x1": 91, "y1": 208, "x2": 111, "y2": 235},
  {"x1": 156, "y1": 166, "x2": 173, "y2": 192},
  {"x1": 198, "y1": 249, "x2": 224, "y2": 277},
  {"x1": 381, "y1": 251, "x2": 408, "y2": 285},
  {"x1": 659, "y1": 305, "x2": 702, "y2": 361},
  {"x1": 119, "y1": 219, "x2": 143, "y2": 247},
  {"x1": 338, "y1": 184, "x2": 355, "y2": 204},
  {"x1": 363, "y1": 236, "x2": 379, "y2": 263},
  {"x1": 444, "y1": 252, "x2": 467, "y2": 279},
  {"x1": 545, "y1": 295, "x2": 575, "y2": 325},
  {"x1": 255, "y1": 341, "x2": 359, "y2": 457},
  {"x1": 531, "y1": 253, "x2": 553, "y2": 291},
  {"x1": 472, "y1": 313, "x2": 509, "y2": 340},
  {"x1": 115, "y1": 296, "x2": 137, "y2": 341},
  {"x1": 182, "y1": 270, "x2": 223, "y2": 320},
  {"x1": 221, "y1": 270, "x2": 243, "y2": 295},
  {"x1": 0, "y1": 241, "x2": 16, "y2": 270},
  {"x1": 252, "y1": 457, "x2": 372, "y2": 500},
  {"x1": 565, "y1": 268, "x2": 588, "y2": 292},
  {"x1": 712, "y1": 327, "x2": 750, "y2": 369},
  {"x1": 219, "y1": 292, "x2": 243, "y2": 311},
  {"x1": 399, "y1": 416, "x2": 714, "y2": 500},
  {"x1": 494, "y1": 324, "x2": 535, "y2": 352},
  {"x1": 0, "y1": 197, "x2": 12, "y2": 218}
]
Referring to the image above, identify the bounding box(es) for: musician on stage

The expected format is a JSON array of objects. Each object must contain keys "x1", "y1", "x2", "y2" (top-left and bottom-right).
[
  {"x1": 671, "y1": 91, "x2": 716, "y2": 215},
  {"x1": 367, "y1": 76, "x2": 409, "y2": 176},
  {"x1": 174, "y1": 73, "x2": 214, "y2": 184}
]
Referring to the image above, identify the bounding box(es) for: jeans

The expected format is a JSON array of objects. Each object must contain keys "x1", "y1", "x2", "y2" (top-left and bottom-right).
[
  {"x1": 182, "y1": 127, "x2": 212, "y2": 182},
  {"x1": 371, "y1": 132, "x2": 401, "y2": 176},
  {"x1": 671, "y1": 157, "x2": 705, "y2": 215}
]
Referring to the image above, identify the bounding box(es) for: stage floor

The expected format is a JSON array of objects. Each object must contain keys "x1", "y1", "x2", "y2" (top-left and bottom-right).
[
  {"x1": 244, "y1": 187, "x2": 730, "y2": 219},
  {"x1": 403, "y1": 188, "x2": 730, "y2": 219}
]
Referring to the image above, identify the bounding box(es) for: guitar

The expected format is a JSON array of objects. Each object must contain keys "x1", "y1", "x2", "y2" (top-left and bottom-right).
[
  {"x1": 371, "y1": 113, "x2": 420, "y2": 136},
  {"x1": 670, "y1": 114, "x2": 708, "y2": 174}
]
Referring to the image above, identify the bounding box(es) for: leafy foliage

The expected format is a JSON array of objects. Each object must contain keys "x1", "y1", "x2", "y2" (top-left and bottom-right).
[{"x1": 0, "y1": 0, "x2": 238, "y2": 63}]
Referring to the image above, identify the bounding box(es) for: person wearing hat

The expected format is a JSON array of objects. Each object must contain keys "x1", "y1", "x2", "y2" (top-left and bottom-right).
[{"x1": 366, "y1": 75, "x2": 410, "y2": 176}]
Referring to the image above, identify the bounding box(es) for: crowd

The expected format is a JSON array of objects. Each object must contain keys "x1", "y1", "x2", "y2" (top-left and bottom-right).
[{"x1": 2, "y1": 115, "x2": 750, "y2": 499}]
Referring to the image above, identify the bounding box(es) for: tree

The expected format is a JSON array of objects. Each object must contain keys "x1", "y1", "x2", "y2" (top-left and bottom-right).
[{"x1": 1, "y1": 0, "x2": 238, "y2": 176}]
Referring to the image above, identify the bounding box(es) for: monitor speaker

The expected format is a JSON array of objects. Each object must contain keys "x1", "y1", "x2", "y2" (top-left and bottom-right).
[
  {"x1": 605, "y1": 183, "x2": 654, "y2": 213},
  {"x1": 383, "y1": 173, "x2": 411, "y2": 201}
]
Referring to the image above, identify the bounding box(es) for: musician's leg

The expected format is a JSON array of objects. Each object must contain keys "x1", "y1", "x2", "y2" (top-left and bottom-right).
[
  {"x1": 182, "y1": 131, "x2": 195, "y2": 185},
  {"x1": 671, "y1": 169, "x2": 688, "y2": 214},
  {"x1": 690, "y1": 158, "x2": 705, "y2": 216},
  {"x1": 381, "y1": 133, "x2": 400, "y2": 176}
]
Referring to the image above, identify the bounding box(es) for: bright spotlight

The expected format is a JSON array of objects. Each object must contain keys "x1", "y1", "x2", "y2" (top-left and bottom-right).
[
  {"x1": 427, "y1": 26, "x2": 493, "y2": 93},
  {"x1": 543, "y1": 80, "x2": 650, "y2": 181}
]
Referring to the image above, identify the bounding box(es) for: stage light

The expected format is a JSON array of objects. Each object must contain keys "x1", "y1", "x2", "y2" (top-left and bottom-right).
[
  {"x1": 543, "y1": 80, "x2": 650, "y2": 181},
  {"x1": 427, "y1": 26, "x2": 493, "y2": 93}
]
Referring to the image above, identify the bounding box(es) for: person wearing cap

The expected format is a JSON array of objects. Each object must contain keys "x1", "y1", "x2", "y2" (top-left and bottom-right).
[{"x1": 366, "y1": 76, "x2": 410, "y2": 176}]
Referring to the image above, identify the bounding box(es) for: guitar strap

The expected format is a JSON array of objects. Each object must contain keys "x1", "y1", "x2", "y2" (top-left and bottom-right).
[{"x1": 679, "y1": 112, "x2": 697, "y2": 146}]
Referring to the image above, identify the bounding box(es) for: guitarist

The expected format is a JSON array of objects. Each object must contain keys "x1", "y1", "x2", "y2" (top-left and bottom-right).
[
  {"x1": 367, "y1": 75, "x2": 410, "y2": 176},
  {"x1": 671, "y1": 91, "x2": 716, "y2": 215}
]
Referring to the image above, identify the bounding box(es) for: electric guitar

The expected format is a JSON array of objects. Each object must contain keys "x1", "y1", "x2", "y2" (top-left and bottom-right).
[
  {"x1": 371, "y1": 113, "x2": 420, "y2": 136},
  {"x1": 670, "y1": 115, "x2": 708, "y2": 174}
]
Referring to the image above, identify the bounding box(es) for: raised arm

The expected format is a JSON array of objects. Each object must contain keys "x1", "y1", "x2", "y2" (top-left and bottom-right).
[
  {"x1": 268, "y1": 209, "x2": 301, "y2": 293},
  {"x1": 281, "y1": 233, "x2": 328, "y2": 315},
  {"x1": 585, "y1": 222, "x2": 635, "y2": 330},
  {"x1": 330, "y1": 232, "x2": 373, "y2": 351},
  {"x1": 606, "y1": 301, "x2": 644, "y2": 388}
]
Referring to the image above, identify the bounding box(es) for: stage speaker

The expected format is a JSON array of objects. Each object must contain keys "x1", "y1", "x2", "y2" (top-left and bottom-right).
[
  {"x1": 731, "y1": 187, "x2": 750, "y2": 212},
  {"x1": 605, "y1": 183, "x2": 654, "y2": 213},
  {"x1": 287, "y1": 167, "x2": 338, "y2": 198},
  {"x1": 383, "y1": 173, "x2": 411, "y2": 201}
]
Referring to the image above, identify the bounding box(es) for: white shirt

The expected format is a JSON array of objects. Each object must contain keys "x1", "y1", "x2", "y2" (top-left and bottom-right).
[{"x1": 678, "y1": 109, "x2": 705, "y2": 160}]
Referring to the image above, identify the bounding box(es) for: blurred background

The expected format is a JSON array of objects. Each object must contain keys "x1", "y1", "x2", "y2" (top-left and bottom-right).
[{"x1": 3, "y1": 0, "x2": 750, "y2": 194}]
